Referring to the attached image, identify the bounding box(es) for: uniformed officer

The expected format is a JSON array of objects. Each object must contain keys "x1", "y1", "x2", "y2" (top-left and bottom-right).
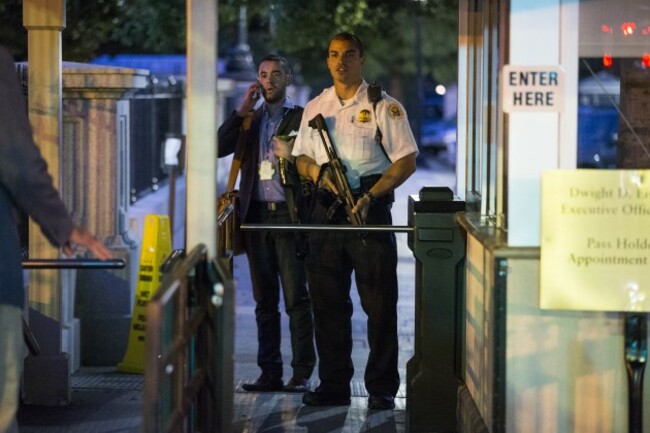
[{"x1": 292, "y1": 32, "x2": 418, "y2": 410}]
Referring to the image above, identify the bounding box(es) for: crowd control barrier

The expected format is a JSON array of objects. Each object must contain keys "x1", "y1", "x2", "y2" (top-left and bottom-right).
[
  {"x1": 143, "y1": 208, "x2": 236, "y2": 433},
  {"x1": 143, "y1": 244, "x2": 234, "y2": 433}
]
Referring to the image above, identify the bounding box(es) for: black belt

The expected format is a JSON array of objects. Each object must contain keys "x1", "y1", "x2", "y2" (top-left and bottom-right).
[{"x1": 250, "y1": 201, "x2": 288, "y2": 212}]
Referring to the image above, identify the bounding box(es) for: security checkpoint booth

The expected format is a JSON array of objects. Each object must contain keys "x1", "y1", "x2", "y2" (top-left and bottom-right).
[{"x1": 454, "y1": 0, "x2": 650, "y2": 432}]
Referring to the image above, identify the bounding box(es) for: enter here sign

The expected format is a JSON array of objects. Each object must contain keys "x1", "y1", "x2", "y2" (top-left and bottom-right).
[{"x1": 502, "y1": 65, "x2": 565, "y2": 113}]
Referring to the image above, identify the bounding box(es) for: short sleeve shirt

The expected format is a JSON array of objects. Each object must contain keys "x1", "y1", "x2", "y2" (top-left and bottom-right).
[{"x1": 292, "y1": 81, "x2": 418, "y2": 190}]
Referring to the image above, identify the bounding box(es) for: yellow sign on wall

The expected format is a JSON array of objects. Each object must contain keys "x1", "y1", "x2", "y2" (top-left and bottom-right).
[{"x1": 541, "y1": 169, "x2": 650, "y2": 311}]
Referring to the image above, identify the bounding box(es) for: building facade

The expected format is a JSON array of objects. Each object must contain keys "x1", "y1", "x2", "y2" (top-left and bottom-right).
[{"x1": 456, "y1": 0, "x2": 650, "y2": 431}]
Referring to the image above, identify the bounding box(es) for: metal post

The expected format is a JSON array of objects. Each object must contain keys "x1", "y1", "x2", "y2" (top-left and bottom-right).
[
  {"x1": 406, "y1": 186, "x2": 466, "y2": 433},
  {"x1": 625, "y1": 313, "x2": 647, "y2": 433},
  {"x1": 415, "y1": 11, "x2": 423, "y2": 147}
]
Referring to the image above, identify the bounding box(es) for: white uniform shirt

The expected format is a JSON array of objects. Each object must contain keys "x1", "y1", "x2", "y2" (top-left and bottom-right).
[{"x1": 292, "y1": 80, "x2": 418, "y2": 190}]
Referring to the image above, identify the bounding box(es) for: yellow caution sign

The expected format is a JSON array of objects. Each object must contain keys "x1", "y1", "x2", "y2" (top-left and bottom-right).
[{"x1": 118, "y1": 214, "x2": 172, "y2": 374}]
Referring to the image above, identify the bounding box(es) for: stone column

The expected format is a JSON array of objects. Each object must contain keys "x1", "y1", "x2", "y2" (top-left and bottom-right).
[
  {"x1": 23, "y1": 0, "x2": 64, "y2": 326},
  {"x1": 61, "y1": 64, "x2": 149, "y2": 367},
  {"x1": 22, "y1": 0, "x2": 70, "y2": 406}
]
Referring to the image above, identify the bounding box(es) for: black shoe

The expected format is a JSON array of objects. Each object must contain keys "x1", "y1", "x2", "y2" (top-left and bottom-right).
[
  {"x1": 368, "y1": 394, "x2": 395, "y2": 410},
  {"x1": 283, "y1": 375, "x2": 309, "y2": 393},
  {"x1": 241, "y1": 375, "x2": 283, "y2": 392},
  {"x1": 302, "y1": 387, "x2": 350, "y2": 406}
]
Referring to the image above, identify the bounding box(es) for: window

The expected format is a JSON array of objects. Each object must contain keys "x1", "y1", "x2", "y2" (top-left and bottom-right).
[
  {"x1": 460, "y1": 0, "x2": 504, "y2": 222},
  {"x1": 578, "y1": 0, "x2": 650, "y2": 169}
]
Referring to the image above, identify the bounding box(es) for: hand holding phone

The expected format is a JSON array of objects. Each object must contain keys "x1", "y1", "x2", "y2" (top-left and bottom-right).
[{"x1": 251, "y1": 82, "x2": 263, "y2": 100}]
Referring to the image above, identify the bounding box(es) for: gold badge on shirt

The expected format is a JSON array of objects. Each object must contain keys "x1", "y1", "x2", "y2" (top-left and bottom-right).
[
  {"x1": 388, "y1": 103, "x2": 403, "y2": 120},
  {"x1": 357, "y1": 109, "x2": 371, "y2": 123}
]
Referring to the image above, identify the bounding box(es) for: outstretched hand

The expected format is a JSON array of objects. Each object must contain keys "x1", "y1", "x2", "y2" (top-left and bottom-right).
[{"x1": 62, "y1": 225, "x2": 112, "y2": 260}]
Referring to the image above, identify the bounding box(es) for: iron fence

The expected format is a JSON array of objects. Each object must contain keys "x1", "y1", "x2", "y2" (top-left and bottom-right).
[{"x1": 129, "y1": 76, "x2": 184, "y2": 203}]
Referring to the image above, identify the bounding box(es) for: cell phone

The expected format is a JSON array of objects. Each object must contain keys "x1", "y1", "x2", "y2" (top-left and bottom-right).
[{"x1": 252, "y1": 82, "x2": 264, "y2": 100}]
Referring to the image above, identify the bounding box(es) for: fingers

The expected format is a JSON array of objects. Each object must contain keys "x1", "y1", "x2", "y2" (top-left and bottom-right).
[
  {"x1": 62, "y1": 244, "x2": 74, "y2": 258},
  {"x1": 320, "y1": 171, "x2": 339, "y2": 195},
  {"x1": 272, "y1": 136, "x2": 294, "y2": 160},
  {"x1": 248, "y1": 83, "x2": 261, "y2": 101},
  {"x1": 66, "y1": 225, "x2": 113, "y2": 260},
  {"x1": 325, "y1": 178, "x2": 339, "y2": 195},
  {"x1": 353, "y1": 193, "x2": 374, "y2": 221},
  {"x1": 86, "y1": 237, "x2": 113, "y2": 261},
  {"x1": 236, "y1": 83, "x2": 261, "y2": 115},
  {"x1": 352, "y1": 196, "x2": 370, "y2": 221}
]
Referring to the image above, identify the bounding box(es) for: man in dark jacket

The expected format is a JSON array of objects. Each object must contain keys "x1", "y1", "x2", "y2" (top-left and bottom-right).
[
  {"x1": 218, "y1": 55, "x2": 316, "y2": 393},
  {"x1": 0, "y1": 45, "x2": 112, "y2": 433}
]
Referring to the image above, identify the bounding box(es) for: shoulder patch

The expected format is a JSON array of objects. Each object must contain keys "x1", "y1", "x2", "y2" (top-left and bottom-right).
[{"x1": 387, "y1": 103, "x2": 403, "y2": 120}]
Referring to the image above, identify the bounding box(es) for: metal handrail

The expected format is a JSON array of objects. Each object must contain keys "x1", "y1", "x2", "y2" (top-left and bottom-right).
[
  {"x1": 20, "y1": 258, "x2": 126, "y2": 356},
  {"x1": 217, "y1": 202, "x2": 235, "y2": 228},
  {"x1": 217, "y1": 202, "x2": 237, "y2": 261},
  {"x1": 22, "y1": 258, "x2": 126, "y2": 269},
  {"x1": 240, "y1": 223, "x2": 412, "y2": 233}
]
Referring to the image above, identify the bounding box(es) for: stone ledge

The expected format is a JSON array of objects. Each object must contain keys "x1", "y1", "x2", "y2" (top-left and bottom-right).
[{"x1": 62, "y1": 62, "x2": 150, "y2": 96}]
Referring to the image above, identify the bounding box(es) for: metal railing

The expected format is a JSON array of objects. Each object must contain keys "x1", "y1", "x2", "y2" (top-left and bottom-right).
[
  {"x1": 20, "y1": 258, "x2": 126, "y2": 356},
  {"x1": 21, "y1": 258, "x2": 126, "y2": 269},
  {"x1": 129, "y1": 78, "x2": 184, "y2": 204},
  {"x1": 143, "y1": 200, "x2": 237, "y2": 433},
  {"x1": 240, "y1": 223, "x2": 412, "y2": 233},
  {"x1": 217, "y1": 202, "x2": 238, "y2": 261},
  {"x1": 143, "y1": 242, "x2": 234, "y2": 433}
]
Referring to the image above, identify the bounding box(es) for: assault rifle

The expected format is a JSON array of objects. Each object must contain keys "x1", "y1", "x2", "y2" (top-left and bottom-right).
[{"x1": 308, "y1": 113, "x2": 364, "y2": 227}]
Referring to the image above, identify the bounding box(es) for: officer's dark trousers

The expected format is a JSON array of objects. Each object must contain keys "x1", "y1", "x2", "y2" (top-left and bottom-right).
[
  {"x1": 244, "y1": 202, "x2": 316, "y2": 380},
  {"x1": 305, "y1": 199, "x2": 400, "y2": 397}
]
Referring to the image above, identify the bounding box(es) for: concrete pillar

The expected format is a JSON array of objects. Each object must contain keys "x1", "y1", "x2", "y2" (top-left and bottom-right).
[
  {"x1": 61, "y1": 64, "x2": 149, "y2": 367},
  {"x1": 23, "y1": 0, "x2": 64, "y2": 324},
  {"x1": 186, "y1": 0, "x2": 217, "y2": 255},
  {"x1": 22, "y1": 0, "x2": 70, "y2": 406}
]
